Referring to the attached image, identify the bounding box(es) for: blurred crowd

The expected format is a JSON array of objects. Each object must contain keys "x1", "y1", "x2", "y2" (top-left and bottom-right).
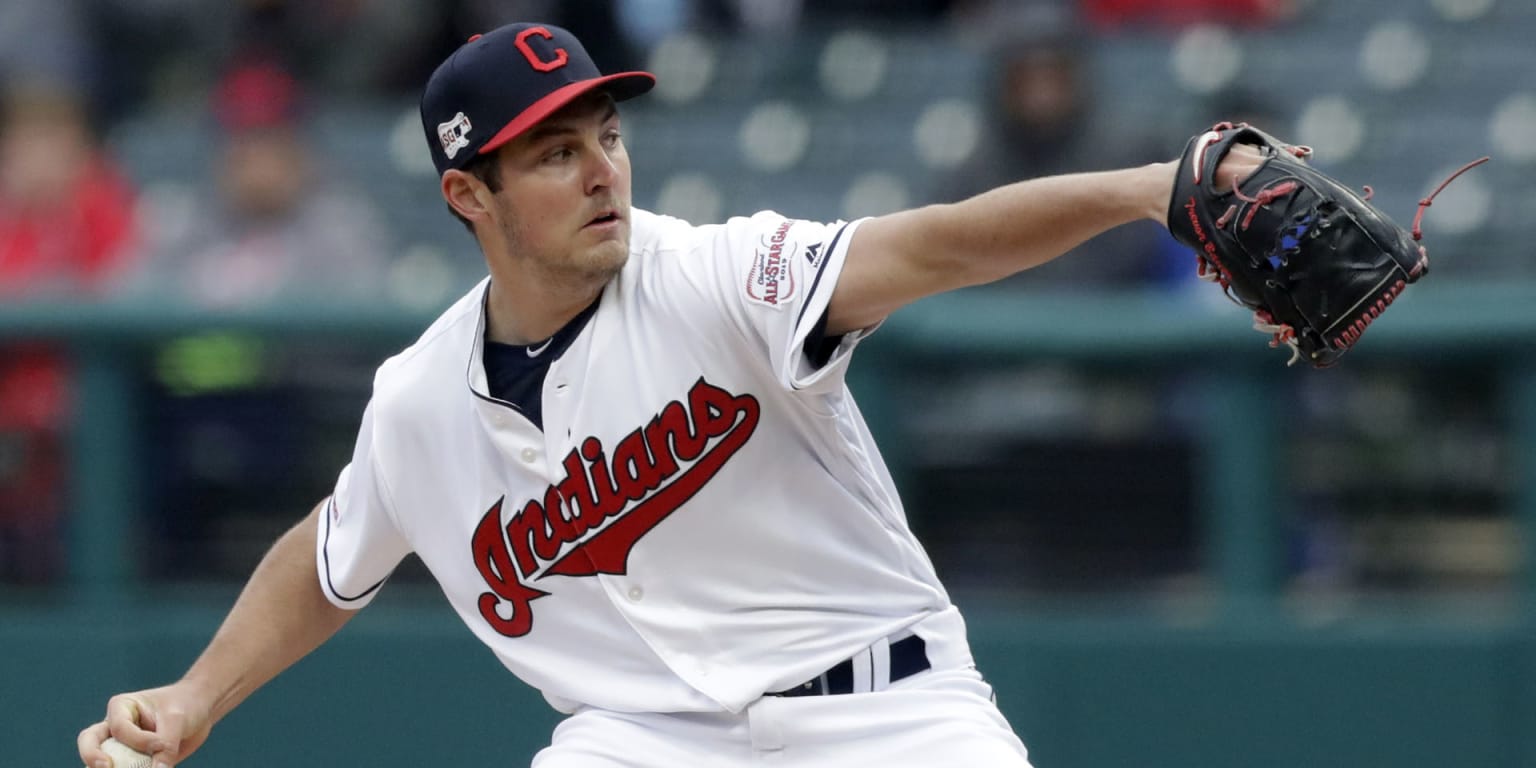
[{"x1": 0, "y1": 0, "x2": 1299, "y2": 312}]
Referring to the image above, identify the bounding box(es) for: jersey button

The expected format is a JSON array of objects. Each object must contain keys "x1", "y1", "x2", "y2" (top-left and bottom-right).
[
  {"x1": 520, "y1": 447, "x2": 538, "y2": 463},
  {"x1": 627, "y1": 586, "x2": 644, "y2": 602}
]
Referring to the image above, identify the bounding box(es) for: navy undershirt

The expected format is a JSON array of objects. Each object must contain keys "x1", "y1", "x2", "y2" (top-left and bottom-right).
[
  {"x1": 483, "y1": 298, "x2": 841, "y2": 431},
  {"x1": 483, "y1": 297, "x2": 601, "y2": 430}
]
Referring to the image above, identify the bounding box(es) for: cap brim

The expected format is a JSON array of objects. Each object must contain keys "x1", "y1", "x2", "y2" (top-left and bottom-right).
[{"x1": 476, "y1": 71, "x2": 656, "y2": 161}]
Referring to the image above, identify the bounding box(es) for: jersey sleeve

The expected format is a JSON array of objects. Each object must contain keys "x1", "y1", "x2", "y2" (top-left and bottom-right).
[
  {"x1": 687, "y1": 211, "x2": 871, "y2": 393},
  {"x1": 315, "y1": 399, "x2": 410, "y2": 610}
]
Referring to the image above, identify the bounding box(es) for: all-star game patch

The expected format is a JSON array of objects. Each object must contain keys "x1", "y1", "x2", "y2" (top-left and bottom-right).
[{"x1": 745, "y1": 220, "x2": 797, "y2": 308}]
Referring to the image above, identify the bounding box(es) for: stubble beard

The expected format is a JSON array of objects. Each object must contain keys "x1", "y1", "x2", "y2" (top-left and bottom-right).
[{"x1": 502, "y1": 214, "x2": 629, "y2": 295}]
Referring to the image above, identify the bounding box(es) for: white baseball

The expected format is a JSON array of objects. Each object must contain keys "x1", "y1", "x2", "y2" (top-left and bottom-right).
[{"x1": 91, "y1": 738, "x2": 153, "y2": 768}]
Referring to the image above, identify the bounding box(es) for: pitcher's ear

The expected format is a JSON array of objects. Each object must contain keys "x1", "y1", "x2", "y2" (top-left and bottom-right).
[{"x1": 442, "y1": 168, "x2": 492, "y2": 224}]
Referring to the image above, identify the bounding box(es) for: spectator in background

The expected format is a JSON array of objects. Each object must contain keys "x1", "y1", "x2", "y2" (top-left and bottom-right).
[
  {"x1": 0, "y1": 83, "x2": 140, "y2": 296},
  {"x1": 124, "y1": 60, "x2": 389, "y2": 308},
  {"x1": 0, "y1": 81, "x2": 141, "y2": 583},
  {"x1": 935, "y1": 2, "x2": 1166, "y2": 289}
]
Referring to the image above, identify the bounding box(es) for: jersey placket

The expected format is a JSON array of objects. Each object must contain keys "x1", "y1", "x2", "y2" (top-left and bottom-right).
[
  {"x1": 538, "y1": 351, "x2": 726, "y2": 699},
  {"x1": 534, "y1": 356, "x2": 603, "y2": 577}
]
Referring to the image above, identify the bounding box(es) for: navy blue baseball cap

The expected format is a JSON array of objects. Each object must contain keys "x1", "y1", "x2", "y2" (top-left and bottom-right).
[{"x1": 420, "y1": 22, "x2": 656, "y2": 175}]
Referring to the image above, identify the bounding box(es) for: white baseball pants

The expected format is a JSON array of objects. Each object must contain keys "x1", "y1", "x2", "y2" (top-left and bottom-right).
[{"x1": 531, "y1": 667, "x2": 1033, "y2": 767}]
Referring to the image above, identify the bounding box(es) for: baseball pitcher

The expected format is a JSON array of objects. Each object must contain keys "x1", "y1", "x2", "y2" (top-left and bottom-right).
[{"x1": 80, "y1": 21, "x2": 1300, "y2": 768}]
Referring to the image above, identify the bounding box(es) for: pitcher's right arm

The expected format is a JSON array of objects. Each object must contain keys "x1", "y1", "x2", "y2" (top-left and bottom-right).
[{"x1": 77, "y1": 500, "x2": 355, "y2": 768}]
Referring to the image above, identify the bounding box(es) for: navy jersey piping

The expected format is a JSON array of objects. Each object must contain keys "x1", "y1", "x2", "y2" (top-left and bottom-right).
[
  {"x1": 794, "y1": 222, "x2": 850, "y2": 330},
  {"x1": 321, "y1": 496, "x2": 389, "y2": 603}
]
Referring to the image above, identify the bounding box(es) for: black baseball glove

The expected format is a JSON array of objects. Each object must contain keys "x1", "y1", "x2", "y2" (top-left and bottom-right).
[{"x1": 1167, "y1": 121, "x2": 1486, "y2": 367}]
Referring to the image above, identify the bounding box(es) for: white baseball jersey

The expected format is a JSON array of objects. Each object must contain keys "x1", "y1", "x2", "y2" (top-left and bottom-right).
[{"x1": 317, "y1": 208, "x2": 970, "y2": 715}]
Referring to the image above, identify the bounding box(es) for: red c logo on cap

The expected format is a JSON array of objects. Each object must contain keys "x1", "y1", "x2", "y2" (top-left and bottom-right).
[{"x1": 514, "y1": 27, "x2": 569, "y2": 72}]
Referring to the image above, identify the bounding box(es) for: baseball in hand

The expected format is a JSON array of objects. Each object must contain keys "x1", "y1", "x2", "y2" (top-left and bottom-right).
[{"x1": 90, "y1": 738, "x2": 153, "y2": 768}]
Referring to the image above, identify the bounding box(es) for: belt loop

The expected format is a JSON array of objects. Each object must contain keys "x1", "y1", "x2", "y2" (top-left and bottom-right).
[
  {"x1": 850, "y1": 645, "x2": 874, "y2": 694},
  {"x1": 870, "y1": 636, "x2": 892, "y2": 691}
]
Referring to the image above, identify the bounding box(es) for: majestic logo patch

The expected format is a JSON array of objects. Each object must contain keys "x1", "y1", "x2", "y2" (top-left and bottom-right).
[
  {"x1": 803, "y1": 242, "x2": 824, "y2": 269},
  {"x1": 438, "y1": 112, "x2": 473, "y2": 159},
  {"x1": 745, "y1": 221, "x2": 797, "y2": 308},
  {"x1": 471, "y1": 377, "x2": 761, "y2": 637}
]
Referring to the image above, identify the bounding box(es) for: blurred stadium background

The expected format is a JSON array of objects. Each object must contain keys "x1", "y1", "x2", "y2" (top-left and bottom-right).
[{"x1": 3, "y1": 0, "x2": 1536, "y2": 765}]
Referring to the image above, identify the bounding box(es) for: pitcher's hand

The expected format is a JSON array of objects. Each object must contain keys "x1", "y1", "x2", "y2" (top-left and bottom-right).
[{"x1": 78, "y1": 684, "x2": 215, "y2": 768}]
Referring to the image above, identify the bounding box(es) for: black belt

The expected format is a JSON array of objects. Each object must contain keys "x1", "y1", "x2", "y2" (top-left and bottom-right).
[{"x1": 767, "y1": 635, "x2": 930, "y2": 697}]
